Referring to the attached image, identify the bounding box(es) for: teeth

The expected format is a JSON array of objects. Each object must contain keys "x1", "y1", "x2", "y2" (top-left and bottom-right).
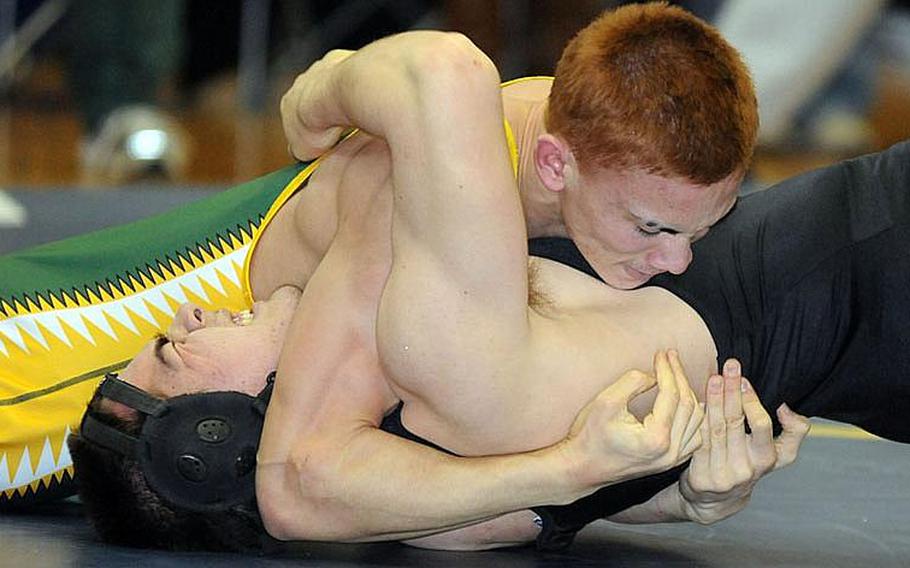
[{"x1": 233, "y1": 310, "x2": 254, "y2": 326}]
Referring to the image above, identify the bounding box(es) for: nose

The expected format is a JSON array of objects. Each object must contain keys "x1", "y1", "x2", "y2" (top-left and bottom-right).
[
  {"x1": 169, "y1": 302, "x2": 206, "y2": 340},
  {"x1": 646, "y1": 235, "x2": 693, "y2": 275}
]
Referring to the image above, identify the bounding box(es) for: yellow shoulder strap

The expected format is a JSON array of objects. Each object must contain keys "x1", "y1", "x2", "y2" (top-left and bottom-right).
[
  {"x1": 500, "y1": 76, "x2": 553, "y2": 180},
  {"x1": 504, "y1": 118, "x2": 519, "y2": 179}
]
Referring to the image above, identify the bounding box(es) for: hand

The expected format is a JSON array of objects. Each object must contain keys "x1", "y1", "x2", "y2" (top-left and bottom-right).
[
  {"x1": 564, "y1": 350, "x2": 705, "y2": 489},
  {"x1": 281, "y1": 49, "x2": 354, "y2": 161},
  {"x1": 677, "y1": 359, "x2": 810, "y2": 524}
]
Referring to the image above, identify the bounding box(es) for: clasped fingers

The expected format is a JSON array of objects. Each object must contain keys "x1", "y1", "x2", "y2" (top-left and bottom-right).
[{"x1": 643, "y1": 350, "x2": 704, "y2": 465}]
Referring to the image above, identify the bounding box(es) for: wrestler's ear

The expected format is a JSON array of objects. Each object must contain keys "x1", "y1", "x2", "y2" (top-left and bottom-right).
[{"x1": 535, "y1": 134, "x2": 574, "y2": 193}]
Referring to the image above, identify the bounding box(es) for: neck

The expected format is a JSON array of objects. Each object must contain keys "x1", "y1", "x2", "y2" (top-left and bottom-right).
[{"x1": 505, "y1": 91, "x2": 567, "y2": 239}]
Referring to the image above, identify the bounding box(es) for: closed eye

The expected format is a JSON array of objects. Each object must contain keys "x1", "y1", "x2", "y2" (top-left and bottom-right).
[
  {"x1": 153, "y1": 333, "x2": 170, "y2": 367},
  {"x1": 636, "y1": 226, "x2": 661, "y2": 237}
]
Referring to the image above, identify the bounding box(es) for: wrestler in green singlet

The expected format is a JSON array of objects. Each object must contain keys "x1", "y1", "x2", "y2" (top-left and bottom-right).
[{"x1": 0, "y1": 163, "x2": 313, "y2": 506}]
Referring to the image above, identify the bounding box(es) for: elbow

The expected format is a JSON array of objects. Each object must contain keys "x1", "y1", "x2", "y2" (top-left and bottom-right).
[
  {"x1": 259, "y1": 506, "x2": 294, "y2": 542},
  {"x1": 257, "y1": 465, "x2": 305, "y2": 541},
  {"x1": 257, "y1": 456, "x2": 363, "y2": 542},
  {"x1": 406, "y1": 32, "x2": 501, "y2": 101},
  {"x1": 410, "y1": 32, "x2": 497, "y2": 74}
]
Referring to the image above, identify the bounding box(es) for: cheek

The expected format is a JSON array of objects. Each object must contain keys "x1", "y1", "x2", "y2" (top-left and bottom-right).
[
  {"x1": 210, "y1": 346, "x2": 274, "y2": 394},
  {"x1": 566, "y1": 197, "x2": 653, "y2": 257},
  {"x1": 245, "y1": 329, "x2": 284, "y2": 371},
  {"x1": 569, "y1": 202, "x2": 620, "y2": 246},
  {"x1": 201, "y1": 333, "x2": 276, "y2": 380}
]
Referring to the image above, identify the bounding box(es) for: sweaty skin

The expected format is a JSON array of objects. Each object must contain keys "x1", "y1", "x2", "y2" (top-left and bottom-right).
[
  {"x1": 109, "y1": 30, "x2": 807, "y2": 550},
  {"x1": 108, "y1": 27, "x2": 798, "y2": 546},
  {"x1": 251, "y1": 32, "x2": 806, "y2": 546},
  {"x1": 283, "y1": 71, "x2": 742, "y2": 292}
]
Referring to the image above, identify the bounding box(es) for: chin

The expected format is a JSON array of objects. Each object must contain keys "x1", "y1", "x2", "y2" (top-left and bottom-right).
[
  {"x1": 613, "y1": 280, "x2": 641, "y2": 291},
  {"x1": 600, "y1": 270, "x2": 640, "y2": 290}
]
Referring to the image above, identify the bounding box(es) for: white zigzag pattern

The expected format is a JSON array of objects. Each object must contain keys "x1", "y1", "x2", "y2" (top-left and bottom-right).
[
  {"x1": 0, "y1": 454, "x2": 8, "y2": 488},
  {"x1": 0, "y1": 426, "x2": 74, "y2": 491},
  {"x1": 0, "y1": 247, "x2": 247, "y2": 356}
]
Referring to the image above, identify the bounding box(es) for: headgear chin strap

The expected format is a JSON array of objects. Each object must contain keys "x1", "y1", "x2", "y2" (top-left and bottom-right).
[{"x1": 79, "y1": 372, "x2": 275, "y2": 513}]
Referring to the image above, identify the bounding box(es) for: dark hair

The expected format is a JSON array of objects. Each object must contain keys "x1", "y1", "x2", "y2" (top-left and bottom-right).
[{"x1": 68, "y1": 394, "x2": 273, "y2": 552}]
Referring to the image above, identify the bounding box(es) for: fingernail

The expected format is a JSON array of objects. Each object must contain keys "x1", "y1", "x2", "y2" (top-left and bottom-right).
[
  {"x1": 724, "y1": 359, "x2": 740, "y2": 376},
  {"x1": 741, "y1": 378, "x2": 751, "y2": 393},
  {"x1": 708, "y1": 375, "x2": 723, "y2": 392}
]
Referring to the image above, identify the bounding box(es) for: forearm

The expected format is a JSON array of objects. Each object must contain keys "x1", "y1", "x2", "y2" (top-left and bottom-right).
[
  {"x1": 282, "y1": 31, "x2": 494, "y2": 145},
  {"x1": 262, "y1": 425, "x2": 589, "y2": 542},
  {"x1": 258, "y1": 228, "x2": 581, "y2": 543},
  {"x1": 403, "y1": 510, "x2": 540, "y2": 550},
  {"x1": 605, "y1": 482, "x2": 689, "y2": 524}
]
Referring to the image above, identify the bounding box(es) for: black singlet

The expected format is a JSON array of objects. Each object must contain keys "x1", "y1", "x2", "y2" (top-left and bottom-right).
[{"x1": 525, "y1": 140, "x2": 910, "y2": 549}]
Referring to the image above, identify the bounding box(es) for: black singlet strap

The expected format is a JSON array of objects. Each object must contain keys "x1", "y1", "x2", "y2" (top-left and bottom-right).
[{"x1": 79, "y1": 412, "x2": 140, "y2": 457}]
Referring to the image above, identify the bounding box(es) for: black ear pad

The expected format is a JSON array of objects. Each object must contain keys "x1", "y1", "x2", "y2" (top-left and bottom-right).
[{"x1": 137, "y1": 391, "x2": 264, "y2": 512}]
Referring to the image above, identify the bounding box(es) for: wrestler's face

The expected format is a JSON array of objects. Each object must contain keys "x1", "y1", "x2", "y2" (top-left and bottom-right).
[
  {"x1": 119, "y1": 286, "x2": 301, "y2": 399},
  {"x1": 560, "y1": 166, "x2": 739, "y2": 289}
]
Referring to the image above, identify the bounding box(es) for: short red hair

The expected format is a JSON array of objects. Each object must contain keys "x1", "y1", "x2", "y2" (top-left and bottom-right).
[{"x1": 547, "y1": 2, "x2": 758, "y2": 184}]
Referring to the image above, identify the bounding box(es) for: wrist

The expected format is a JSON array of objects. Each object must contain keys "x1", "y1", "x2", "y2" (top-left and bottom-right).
[
  {"x1": 546, "y1": 438, "x2": 600, "y2": 504},
  {"x1": 658, "y1": 482, "x2": 690, "y2": 522}
]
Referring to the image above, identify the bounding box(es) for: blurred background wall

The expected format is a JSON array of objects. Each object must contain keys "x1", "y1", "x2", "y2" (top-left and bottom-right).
[{"x1": 1, "y1": 0, "x2": 909, "y2": 189}]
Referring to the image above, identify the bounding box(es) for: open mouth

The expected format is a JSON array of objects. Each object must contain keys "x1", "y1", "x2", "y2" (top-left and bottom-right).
[{"x1": 232, "y1": 310, "x2": 254, "y2": 326}]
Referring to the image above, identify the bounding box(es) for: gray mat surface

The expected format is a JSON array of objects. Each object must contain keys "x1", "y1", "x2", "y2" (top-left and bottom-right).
[
  {"x1": 0, "y1": 186, "x2": 220, "y2": 254},
  {"x1": 1, "y1": 436, "x2": 907, "y2": 567}
]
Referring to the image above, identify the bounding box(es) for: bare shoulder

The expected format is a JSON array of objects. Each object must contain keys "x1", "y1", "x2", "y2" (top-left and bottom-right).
[
  {"x1": 335, "y1": 134, "x2": 392, "y2": 211},
  {"x1": 249, "y1": 134, "x2": 387, "y2": 298}
]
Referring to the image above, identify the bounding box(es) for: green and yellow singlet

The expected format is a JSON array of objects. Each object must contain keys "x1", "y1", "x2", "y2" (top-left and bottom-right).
[{"x1": 0, "y1": 162, "x2": 317, "y2": 507}]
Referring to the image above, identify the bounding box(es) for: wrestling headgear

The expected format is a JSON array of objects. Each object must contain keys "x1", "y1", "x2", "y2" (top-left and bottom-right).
[{"x1": 79, "y1": 372, "x2": 275, "y2": 512}]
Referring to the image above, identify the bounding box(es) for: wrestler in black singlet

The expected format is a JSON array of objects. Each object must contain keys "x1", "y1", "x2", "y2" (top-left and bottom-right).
[
  {"x1": 386, "y1": 141, "x2": 910, "y2": 551},
  {"x1": 526, "y1": 140, "x2": 910, "y2": 549}
]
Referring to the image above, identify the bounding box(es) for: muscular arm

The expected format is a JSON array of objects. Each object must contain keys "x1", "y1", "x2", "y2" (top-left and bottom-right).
[
  {"x1": 281, "y1": 31, "x2": 532, "y2": 403},
  {"x1": 259, "y1": 31, "x2": 701, "y2": 545},
  {"x1": 262, "y1": 33, "x2": 558, "y2": 542},
  {"x1": 257, "y1": 137, "x2": 584, "y2": 543}
]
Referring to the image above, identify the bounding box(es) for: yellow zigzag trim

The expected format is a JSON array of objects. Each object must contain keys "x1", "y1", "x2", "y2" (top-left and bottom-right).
[
  {"x1": 1, "y1": 216, "x2": 269, "y2": 496},
  {"x1": 1, "y1": 219, "x2": 262, "y2": 319}
]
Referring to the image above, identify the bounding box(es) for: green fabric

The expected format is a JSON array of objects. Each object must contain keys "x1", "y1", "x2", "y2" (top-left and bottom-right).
[
  {"x1": 0, "y1": 162, "x2": 311, "y2": 507},
  {"x1": 0, "y1": 163, "x2": 307, "y2": 314}
]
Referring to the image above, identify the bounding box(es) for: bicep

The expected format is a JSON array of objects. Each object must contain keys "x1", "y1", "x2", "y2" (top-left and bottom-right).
[
  {"x1": 259, "y1": 226, "x2": 395, "y2": 467},
  {"x1": 388, "y1": 49, "x2": 528, "y2": 307},
  {"x1": 377, "y1": 39, "x2": 532, "y2": 374}
]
